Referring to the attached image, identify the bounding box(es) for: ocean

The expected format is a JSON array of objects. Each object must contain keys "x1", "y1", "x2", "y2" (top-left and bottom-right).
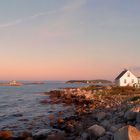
[{"x1": 0, "y1": 81, "x2": 88, "y2": 134}]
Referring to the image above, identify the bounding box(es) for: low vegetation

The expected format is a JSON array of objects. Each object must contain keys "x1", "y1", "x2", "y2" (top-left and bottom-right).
[{"x1": 109, "y1": 86, "x2": 140, "y2": 95}]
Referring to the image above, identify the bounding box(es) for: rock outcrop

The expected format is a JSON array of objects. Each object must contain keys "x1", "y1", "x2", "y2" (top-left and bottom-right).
[
  {"x1": 88, "y1": 124, "x2": 106, "y2": 138},
  {"x1": 114, "y1": 125, "x2": 140, "y2": 140}
]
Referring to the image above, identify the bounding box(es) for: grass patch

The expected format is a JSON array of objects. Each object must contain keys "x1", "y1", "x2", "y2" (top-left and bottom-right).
[
  {"x1": 81, "y1": 85, "x2": 106, "y2": 91},
  {"x1": 109, "y1": 86, "x2": 140, "y2": 95}
]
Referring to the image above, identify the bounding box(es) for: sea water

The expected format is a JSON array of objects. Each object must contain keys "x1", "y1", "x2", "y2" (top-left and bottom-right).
[{"x1": 0, "y1": 81, "x2": 87, "y2": 133}]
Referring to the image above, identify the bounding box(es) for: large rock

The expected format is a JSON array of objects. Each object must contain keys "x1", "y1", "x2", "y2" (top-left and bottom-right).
[
  {"x1": 124, "y1": 111, "x2": 137, "y2": 121},
  {"x1": 110, "y1": 124, "x2": 125, "y2": 133},
  {"x1": 136, "y1": 113, "x2": 140, "y2": 123},
  {"x1": 47, "y1": 132, "x2": 65, "y2": 140},
  {"x1": 124, "y1": 106, "x2": 140, "y2": 121},
  {"x1": 96, "y1": 112, "x2": 107, "y2": 121},
  {"x1": 135, "y1": 124, "x2": 140, "y2": 130},
  {"x1": 80, "y1": 132, "x2": 89, "y2": 140},
  {"x1": 75, "y1": 123, "x2": 84, "y2": 135},
  {"x1": 101, "y1": 120, "x2": 111, "y2": 130},
  {"x1": 114, "y1": 125, "x2": 140, "y2": 140},
  {"x1": 97, "y1": 134, "x2": 112, "y2": 140},
  {"x1": 110, "y1": 126, "x2": 118, "y2": 133},
  {"x1": 88, "y1": 124, "x2": 105, "y2": 138}
]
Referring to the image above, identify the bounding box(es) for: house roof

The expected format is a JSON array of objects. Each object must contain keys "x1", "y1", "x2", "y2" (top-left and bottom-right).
[{"x1": 115, "y1": 70, "x2": 128, "y2": 80}]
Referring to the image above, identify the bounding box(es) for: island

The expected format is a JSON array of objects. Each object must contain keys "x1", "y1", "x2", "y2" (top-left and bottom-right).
[{"x1": 0, "y1": 80, "x2": 23, "y2": 86}]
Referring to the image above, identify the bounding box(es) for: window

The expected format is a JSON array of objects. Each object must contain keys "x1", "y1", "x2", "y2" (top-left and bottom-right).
[
  {"x1": 127, "y1": 73, "x2": 130, "y2": 77},
  {"x1": 132, "y1": 79, "x2": 134, "y2": 83},
  {"x1": 124, "y1": 79, "x2": 127, "y2": 84}
]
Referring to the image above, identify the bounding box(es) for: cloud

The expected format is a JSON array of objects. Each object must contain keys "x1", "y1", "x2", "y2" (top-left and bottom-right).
[
  {"x1": 0, "y1": 19, "x2": 23, "y2": 28},
  {"x1": 0, "y1": 11, "x2": 54, "y2": 29},
  {"x1": 62, "y1": 0, "x2": 87, "y2": 11},
  {"x1": 0, "y1": 0, "x2": 87, "y2": 29}
]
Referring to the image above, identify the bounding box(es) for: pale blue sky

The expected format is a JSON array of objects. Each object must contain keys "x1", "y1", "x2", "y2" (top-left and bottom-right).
[{"x1": 0, "y1": 0, "x2": 140, "y2": 80}]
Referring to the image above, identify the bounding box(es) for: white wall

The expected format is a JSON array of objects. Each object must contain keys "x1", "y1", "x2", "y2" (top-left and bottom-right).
[
  {"x1": 117, "y1": 71, "x2": 138, "y2": 87},
  {"x1": 138, "y1": 78, "x2": 140, "y2": 84}
]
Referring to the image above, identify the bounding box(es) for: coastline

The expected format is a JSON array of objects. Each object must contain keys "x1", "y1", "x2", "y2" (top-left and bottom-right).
[
  {"x1": 41, "y1": 86, "x2": 140, "y2": 140},
  {"x1": 1, "y1": 85, "x2": 140, "y2": 139}
]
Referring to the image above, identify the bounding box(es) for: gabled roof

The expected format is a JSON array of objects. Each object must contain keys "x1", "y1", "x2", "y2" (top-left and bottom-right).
[{"x1": 115, "y1": 69, "x2": 128, "y2": 80}]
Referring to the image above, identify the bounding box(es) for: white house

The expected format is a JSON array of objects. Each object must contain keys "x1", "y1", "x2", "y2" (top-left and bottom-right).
[
  {"x1": 138, "y1": 77, "x2": 140, "y2": 84},
  {"x1": 115, "y1": 69, "x2": 138, "y2": 87}
]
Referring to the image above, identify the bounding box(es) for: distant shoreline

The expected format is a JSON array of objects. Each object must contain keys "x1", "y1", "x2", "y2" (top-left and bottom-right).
[
  {"x1": 66, "y1": 79, "x2": 112, "y2": 84},
  {"x1": 0, "y1": 81, "x2": 46, "y2": 86},
  {"x1": 0, "y1": 83, "x2": 23, "y2": 86}
]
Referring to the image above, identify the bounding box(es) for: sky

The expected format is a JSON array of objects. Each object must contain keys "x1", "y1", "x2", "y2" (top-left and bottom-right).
[{"x1": 0, "y1": 0, "x2": 140, "y2": 81}]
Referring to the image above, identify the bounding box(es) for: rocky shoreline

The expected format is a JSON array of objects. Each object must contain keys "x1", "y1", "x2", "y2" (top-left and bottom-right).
[{"x1": 1, "y1": 86, "x2": 140, "y2": 140}]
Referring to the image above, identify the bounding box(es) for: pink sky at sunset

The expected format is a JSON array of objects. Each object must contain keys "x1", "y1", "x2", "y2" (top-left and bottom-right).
[{"x1": 0, "y1": 0, "x2": 140, "y2": 81}]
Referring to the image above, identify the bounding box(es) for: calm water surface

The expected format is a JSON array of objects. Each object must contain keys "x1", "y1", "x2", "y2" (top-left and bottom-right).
[{"x1": 0, "y1": 81, "x2": 87, "y2": 133}]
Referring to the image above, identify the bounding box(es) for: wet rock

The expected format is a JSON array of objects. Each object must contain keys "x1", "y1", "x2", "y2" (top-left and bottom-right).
[
  {"x1": 13, "y1": 113, "x2": 23, "y2": 117},
  {"x1": 0, "y1": 131, "x2": 13, "y2": 139},
  {"x1": 88, "y1": 124, "x2": 105, "y2": 138},
  {"x1": 50, "y1": 121, "x2": 55, "y2": 127},
  {"x1": 20, "y1": 131, "x2": 32, "y2": 139},
  {"x1": 58, "y1": 111, "x2": 64, "y2": 116},
  {"x1": 48, "y1": 114, "x2": 55, "y2": 120},
  {"x1": 40, "y1": 99, "x2": 49, "y2": 104},
  {"x1": 33, "y1": 129, "x2": 51, "y2": 140},
  {"x1": 114, "y1": 125, "x2": 140, "y2": 140},
  {"x1": 57, "y1": 118, "x2": 65, "y2": 124},
  {"x1": 18, "y1": 118, "x2": 29, "y2": 122}
]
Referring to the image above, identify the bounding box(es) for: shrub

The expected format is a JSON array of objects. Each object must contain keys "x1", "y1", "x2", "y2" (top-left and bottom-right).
[{"x1": 129, "y1": 96, "x2": 140, "y2": 101}]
